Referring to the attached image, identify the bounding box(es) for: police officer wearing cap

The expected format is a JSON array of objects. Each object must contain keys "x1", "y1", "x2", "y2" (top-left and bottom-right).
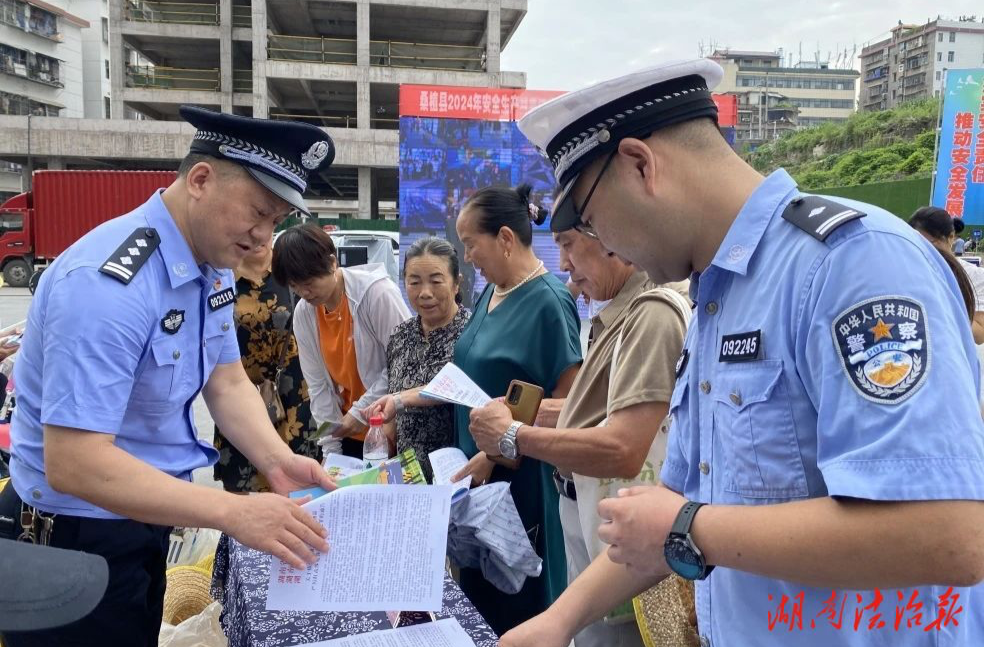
[
  {"x1": 500, "y1": 60, "x2": 984, "y2": 647},
  {"x1": 0, "y1": 106, "x2": 337, "y2": 646}
]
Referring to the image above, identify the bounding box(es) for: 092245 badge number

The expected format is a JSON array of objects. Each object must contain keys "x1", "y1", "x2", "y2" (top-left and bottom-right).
[{"x1": 831, "y1": 296, "x2": 929, "y2": 405}]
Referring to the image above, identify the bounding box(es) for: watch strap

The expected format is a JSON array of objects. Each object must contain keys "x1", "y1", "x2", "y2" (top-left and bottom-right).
[
  {"x1": 670, "y1": 501, "x2": 704, "y2": 536},
  {"x1": 394, "y1": 394, "x2": 406, "y2": 415}
]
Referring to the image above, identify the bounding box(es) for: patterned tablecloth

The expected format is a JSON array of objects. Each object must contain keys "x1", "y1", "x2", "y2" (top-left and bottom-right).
[{"x1": 210, "y1": 535, "x2": 498, "y2": 647}]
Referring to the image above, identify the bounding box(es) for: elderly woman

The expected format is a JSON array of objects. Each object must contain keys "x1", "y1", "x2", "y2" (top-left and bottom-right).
[
  {"x1": 471, "y1": 227, "x2": 694, "y2": 647},
  {"x1": 272, "y1": 224, "x2": 411, "y2": 458},
  {"x1": 365, "y1": 237, "x2": 469, "y2": 479},
  {"x1": 213, "y1": 236, "x2": 318, "y2": 492},
  {"x1": 451, "y1": 183, "x2": 583, "y2": 635}
]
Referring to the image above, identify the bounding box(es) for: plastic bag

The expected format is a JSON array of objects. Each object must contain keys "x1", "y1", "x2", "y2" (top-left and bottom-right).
[{"x1": 158, "y1": 601, "x2": 227, "y2": 647}]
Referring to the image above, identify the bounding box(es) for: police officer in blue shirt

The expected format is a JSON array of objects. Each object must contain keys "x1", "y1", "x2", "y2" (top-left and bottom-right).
[
  {"x1": 0, "y1": 106, "x2": 337, "y2": 647},
  {"x1": 501, "y1": 60, "x2": 984, "y2": 647}
]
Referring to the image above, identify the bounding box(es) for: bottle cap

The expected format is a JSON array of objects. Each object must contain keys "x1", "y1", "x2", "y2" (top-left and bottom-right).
[{"x1": 369, "y1": 415, "x2": 384, "y2": 427}]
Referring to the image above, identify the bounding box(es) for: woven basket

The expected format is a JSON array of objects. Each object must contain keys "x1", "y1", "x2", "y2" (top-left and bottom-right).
[{"x1": 163, "y1": 565, "x2": 214, "y2": 626}]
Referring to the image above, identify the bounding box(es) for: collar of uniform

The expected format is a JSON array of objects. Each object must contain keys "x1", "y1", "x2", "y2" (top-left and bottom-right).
[
  {"x1": 144, "y1": 190, "x2": 205, "y2": 289},
  {"x1": 708, "y1": 169, "x2": 798, "y2": 276},
  {"x1": 594, "y1": 271, "x2": 651, "y2": 333}
]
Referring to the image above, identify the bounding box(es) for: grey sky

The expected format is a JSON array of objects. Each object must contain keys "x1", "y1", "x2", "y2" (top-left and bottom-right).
[{"x1": 501, "y1": 1, "x2": 982, "y2": 91}]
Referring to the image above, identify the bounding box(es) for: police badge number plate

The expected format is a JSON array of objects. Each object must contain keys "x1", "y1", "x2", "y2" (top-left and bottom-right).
[
  {"x1": 832, "y1": 296, "x2": 929, "y2": 404},
  {"x1": 209, "y1": 287, "x2": 235, "y2": 311}
]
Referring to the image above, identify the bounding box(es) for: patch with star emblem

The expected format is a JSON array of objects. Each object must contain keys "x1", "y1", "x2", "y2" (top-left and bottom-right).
[
  {"x1": 160, "y1": 309, "x2": 184, "y2": 334},
  {"x1": 831, "y1": 296, "x2": 929, "y2": 404}
]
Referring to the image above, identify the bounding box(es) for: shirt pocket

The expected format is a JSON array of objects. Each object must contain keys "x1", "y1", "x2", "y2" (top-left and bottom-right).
[
  {"x1": 713, "y1": 359, "x2": 808, "y2": 499},
  {"x1": 130, "y1": 336, "x2": 188, "y2": 409}
]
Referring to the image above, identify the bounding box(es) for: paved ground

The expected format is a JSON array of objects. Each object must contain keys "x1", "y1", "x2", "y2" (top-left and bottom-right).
[{"x1": 0, "y1": 286, "x2": 221, "y2": 488}]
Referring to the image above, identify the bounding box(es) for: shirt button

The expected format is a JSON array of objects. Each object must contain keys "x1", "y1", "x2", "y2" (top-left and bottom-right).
[
  {"x1": 700, "y1": 381, "x2": 711, "y2": 394},
  {"x1": 222, "y1": 322, "x2": 230, "y2": 332},
  {"x1": 172, "y1": 350, "x2": 181, "y2": 360},
  {"x1": 730, "y1": 392, "x2": 742, "y2": 406},
  {"x1": 699, "y1": 461, "x2": 710, "y2": 475},
  {"x1": 31, "y1": 488, "x2": 42, "y2": 500},
  {"x1": 705, "y1": 302, "x2": 718, "y2": 315}
]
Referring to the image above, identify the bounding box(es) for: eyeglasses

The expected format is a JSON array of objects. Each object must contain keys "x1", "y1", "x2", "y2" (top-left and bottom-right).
[{"x1": 571, "y1": 149, "x2": 617, "y2": 240}]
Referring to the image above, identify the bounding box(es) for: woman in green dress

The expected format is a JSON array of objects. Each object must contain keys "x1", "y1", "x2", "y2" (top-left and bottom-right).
[{"x1": 452, "y1": 183, "x2": 583, "y2": 635}]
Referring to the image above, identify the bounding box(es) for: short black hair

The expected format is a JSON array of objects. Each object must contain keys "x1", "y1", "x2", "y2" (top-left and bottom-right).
[
  {"x1": 909, "y1": 206, "x2": 955, "y2": 243},
  {"x1": 462, "y1": 183, "x2": 548, "y2": 247},
  {"x1": 177, "y1": 152, "x2": 242, "y2": 178},
  {"x1": 272, "y1": 223, "x2": 337, "y2": 286},
  {"x1": 404, "y1": 236, "x2": 462, "y2": 304}
]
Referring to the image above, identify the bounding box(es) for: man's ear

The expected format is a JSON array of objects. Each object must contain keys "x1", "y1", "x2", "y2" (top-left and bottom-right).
[
  {"x1": 617, "y1": 137, "x2": 660, "y2": 197},
  {"x1": 184, "y1": 161, "x2": 217, "y2": 200}
]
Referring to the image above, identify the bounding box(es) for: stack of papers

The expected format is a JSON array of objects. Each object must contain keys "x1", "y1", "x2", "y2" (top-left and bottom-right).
[
  {"x1": 267, "y1": 484, "x2": 454, "y2": 612},
  {"x1": 428, "y1": 447, "x2": 471, "y2": 504},
  {"x1": 299, "y1": 618, "x2": 476, "y2": 647},
  {"x1": 420, "y1": 364, "x2": 491, "y2": 409}
]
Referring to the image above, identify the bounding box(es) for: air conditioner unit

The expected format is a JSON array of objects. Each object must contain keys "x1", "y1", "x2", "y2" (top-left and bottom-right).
[{"x1": 898, "y1": 64, "x2": 905, "y2": 73}]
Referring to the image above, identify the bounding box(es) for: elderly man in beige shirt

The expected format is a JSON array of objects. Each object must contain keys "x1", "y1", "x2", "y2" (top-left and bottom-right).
[{"x1": 469, "y1": 228, "x2": 691, "y2": 647}]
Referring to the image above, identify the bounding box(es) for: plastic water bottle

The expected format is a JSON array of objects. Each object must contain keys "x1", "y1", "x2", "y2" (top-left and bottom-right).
[{"x1": 362, "y1": 414, "x2": 388, "y2": 468}]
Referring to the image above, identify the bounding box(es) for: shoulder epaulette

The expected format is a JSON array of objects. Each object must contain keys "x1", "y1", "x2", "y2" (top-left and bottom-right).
[
  {"x1": 99, "y1": 228, "x2": 160, "y2": 284},
  {"x1": 781, "y1": 195, "x2": 866, "y2": 242}
]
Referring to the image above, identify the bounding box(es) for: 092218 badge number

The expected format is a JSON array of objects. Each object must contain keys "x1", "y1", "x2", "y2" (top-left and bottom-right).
[{"x1": 831, "y1": 296, "x2": 929, "y2": 405}]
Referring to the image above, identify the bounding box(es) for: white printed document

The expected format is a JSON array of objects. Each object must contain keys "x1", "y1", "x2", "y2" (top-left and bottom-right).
[
  {"x1": 298, "y1": 618, "x2": 476, "y2": 647},
  {"x1": 428, "y1": 447, "x2": 471, "y2": 503},
  {"x1": 266, "y1": 484, "x2": 454, "y2": 612},
  {"x1": 420, "y1": 364, "x2": 491, "y2": 409}
]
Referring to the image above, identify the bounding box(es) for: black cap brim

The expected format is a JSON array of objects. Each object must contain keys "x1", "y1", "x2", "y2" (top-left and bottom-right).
[
  {"x1": 0, "y1": 539, "x2": 109, "y2": 632},
  {"x1": 244, "y1": 166, "x2": 310, "y2": 216},
  {"x1": 550, "y1": 175, "x2": 580, "y2": 233}
]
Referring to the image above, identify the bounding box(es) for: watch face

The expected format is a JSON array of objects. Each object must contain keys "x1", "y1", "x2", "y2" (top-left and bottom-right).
[
  {"x1": 664, "y1": 536, "x2": 704, "y2": 580},
  {"x1": 499, "y1": 436, "x2": 518, "y2": 460}
]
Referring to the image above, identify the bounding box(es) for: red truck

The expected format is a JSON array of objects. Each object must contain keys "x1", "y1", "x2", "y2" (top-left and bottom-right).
[{"x1": 0, "y1": 170, "x2": 177, "y2": 289}]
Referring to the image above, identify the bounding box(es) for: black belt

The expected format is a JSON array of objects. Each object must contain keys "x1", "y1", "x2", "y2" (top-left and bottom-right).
[{"x1": 552, "y1": 469, "x2": 576, "y2": 501}]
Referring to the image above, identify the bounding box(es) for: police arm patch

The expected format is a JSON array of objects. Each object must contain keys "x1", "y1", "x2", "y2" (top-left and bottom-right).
[{"x1": 831, "y1": 296, "x2": 929, "y2": 405}]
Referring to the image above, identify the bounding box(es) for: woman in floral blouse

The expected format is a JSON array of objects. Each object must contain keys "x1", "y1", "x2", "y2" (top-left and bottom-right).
[
  {"x1": 367, "y1": 237, "x2": 469, "y2": 479},
  {"x1": 213, "y1": 236, "x2": 318, "y2": 492}
]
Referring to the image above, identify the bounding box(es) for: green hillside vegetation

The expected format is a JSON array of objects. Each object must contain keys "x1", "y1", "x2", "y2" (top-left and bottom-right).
[{"x1": 745, "y1": 99, "x2": 940, "y2": 190}]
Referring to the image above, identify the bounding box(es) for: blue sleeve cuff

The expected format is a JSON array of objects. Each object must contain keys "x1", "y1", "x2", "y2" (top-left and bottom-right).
[{"x1": 822, "y1": 457, "x2": 984, "y2": 501}]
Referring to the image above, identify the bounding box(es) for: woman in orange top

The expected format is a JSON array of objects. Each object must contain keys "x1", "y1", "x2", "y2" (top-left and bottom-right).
[{"x1": 273, "y1": 225, "x2": 411, "y2": 458}]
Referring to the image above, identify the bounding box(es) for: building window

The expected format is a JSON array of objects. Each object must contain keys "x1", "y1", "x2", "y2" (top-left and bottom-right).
[
  {"x1": 937, "y1": 52, "x2": 943, "y2": 62},
  {"x1": 0, "y1": 90, "x2": 59, "y2": 116},
  {"x1": 101, "y1": 17, "x2": 108, "y2": 43},
  {"x1": 104, "y1": 96, "x2": 110, "y2": 118},
  {"x1": 948, "y1": 51, "x2": 955, "y2": 62},
  {"x1": 936, "y1": 71, "x2": 942, "y2": 81},
  {"x1": 104, "y1": 59, "x2": 109, "y2": 79},
  {"x1": 949, "y1": 32, "x2": 956, "y2": 42},
  {"x1": 938, "y1": 32, "x2": 944, "y2": 42}
]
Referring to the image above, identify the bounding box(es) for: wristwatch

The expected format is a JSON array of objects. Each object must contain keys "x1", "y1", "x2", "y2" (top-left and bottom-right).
[
  {"x1": 663, "y1": 501, "x2": 714, "y2": 581},
  {"x1": 498, "y1": 421, "x2": 523, "y2": 460}
]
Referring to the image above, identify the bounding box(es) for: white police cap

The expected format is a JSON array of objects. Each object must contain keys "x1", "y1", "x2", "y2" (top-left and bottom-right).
[{"x1": 518, "y1": 59, "x2": 724, "y2": 232}]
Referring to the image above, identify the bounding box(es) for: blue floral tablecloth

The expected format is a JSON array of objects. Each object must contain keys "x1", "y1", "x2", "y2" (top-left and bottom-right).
[{"x1": 210, "y1": 535, "x2": 498, "y2": 647}]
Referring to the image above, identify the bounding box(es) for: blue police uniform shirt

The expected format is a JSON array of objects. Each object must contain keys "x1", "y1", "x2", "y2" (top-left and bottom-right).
[
  {"x1": 10, "y1": 190, "x2": 240, "y2": 519},
  {"x1": 660, "y1": 170, "x2": 984, "y2": 645}
]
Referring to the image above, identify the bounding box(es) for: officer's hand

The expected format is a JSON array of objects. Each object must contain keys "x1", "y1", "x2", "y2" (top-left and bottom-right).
[
  {"x1": 499, "y1": 610, "x2": 573, "y2": 647},
  {"x1": 597, "y1": 485, "x2": 683, "y2": 577},
  {"x1": 223, "y1": 493, "x2": 329, "y2": 570},
  {"x1": 468, "y1": 401, "x2": 513, "y2": 455},
  {"x1": 264, "y1": 453, "x2": 337, "y2": 497}
]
